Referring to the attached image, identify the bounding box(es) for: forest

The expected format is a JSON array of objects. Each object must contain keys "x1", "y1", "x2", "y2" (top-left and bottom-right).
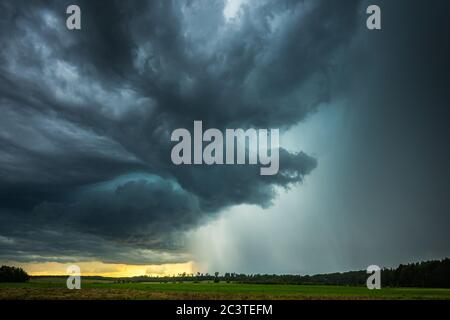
[{"x1": 122, "y1": 258, "x2": 450, "y2": 288}]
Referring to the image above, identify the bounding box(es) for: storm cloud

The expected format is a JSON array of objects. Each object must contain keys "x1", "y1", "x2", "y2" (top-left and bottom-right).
[
  {"x1": 2, "y1": 0, "x2": 448, "y2": 270},
  {"x1": 0, "y1": 0, "x2": 359, "y2": 264},
  {"x1": 189, "y1": 0, "x2": 450, "y2": 274}
]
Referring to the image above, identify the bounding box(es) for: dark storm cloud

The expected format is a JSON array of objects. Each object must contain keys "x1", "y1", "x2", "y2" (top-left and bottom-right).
[
  {"x1": 189, "y1": 0, "x2": 450, "y2": 275},
  {"x1": 0, "y1": 0, "x2": 361, "y2": 263}
]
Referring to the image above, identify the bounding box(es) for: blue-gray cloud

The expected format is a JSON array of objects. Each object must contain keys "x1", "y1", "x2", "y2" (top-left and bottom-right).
[{"x1": 1, "y1": 0, "x2": 358, "y2": 263}]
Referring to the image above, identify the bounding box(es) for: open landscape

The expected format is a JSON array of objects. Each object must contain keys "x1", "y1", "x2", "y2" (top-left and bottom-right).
[
  {"x1": 0, "y1": 1, "x2": 449, "y2": 313},
  {"x1": 1, "y1": 277, "x2": 450, "y2": 300},
  {"x1": 2, "y1": 259, "x2": 450, "y2": 300}
]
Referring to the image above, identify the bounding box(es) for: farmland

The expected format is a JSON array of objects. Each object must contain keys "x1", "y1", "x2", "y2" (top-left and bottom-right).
[{"x1": 1, "y1": 278, "x2": 450, "y2": 300}]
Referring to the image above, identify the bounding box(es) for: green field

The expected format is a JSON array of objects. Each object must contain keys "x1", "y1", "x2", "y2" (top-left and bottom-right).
[{"x1": 1, "y1": 278, "x2": 450, "y2": 300}]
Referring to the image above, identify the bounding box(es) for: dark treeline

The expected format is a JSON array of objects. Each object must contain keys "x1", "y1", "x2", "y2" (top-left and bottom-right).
[
  {"x1": 382, "y1": 258, "x2": 450, "y2": 288},
  {"x1": 0, "y1": 265, "x2": 30, "y2": 282},
  {"x1": 121, "y1": 258, "x2": 450, "y2": 288}
]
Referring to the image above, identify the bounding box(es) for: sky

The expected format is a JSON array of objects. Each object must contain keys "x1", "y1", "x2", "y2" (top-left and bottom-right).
[{"x1": 0, "y1": 0, "x2": 449, "y2": 276}]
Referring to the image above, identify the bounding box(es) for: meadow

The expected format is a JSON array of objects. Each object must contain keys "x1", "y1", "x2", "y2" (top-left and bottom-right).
[{"x1": 1, "y1": 278, "x2": 450, "y2": 300}]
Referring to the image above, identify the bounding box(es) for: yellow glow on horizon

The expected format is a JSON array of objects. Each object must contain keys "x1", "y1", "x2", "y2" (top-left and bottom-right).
[{"x1": 9, "y1": 261, "x2": 197, "y2": 278}]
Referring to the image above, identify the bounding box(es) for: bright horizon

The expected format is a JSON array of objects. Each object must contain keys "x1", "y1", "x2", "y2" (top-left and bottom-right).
[{"x1": 10, "y1": 261, "x2": 197, "y2": 278}]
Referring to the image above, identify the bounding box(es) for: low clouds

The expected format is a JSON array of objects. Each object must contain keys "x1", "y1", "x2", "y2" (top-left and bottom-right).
[{"x1": 0, "y1": 0, "x2": 360, "y2": 264}]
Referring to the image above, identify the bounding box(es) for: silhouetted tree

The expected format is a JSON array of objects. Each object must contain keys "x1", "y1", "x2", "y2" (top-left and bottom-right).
[{"x1": 0, "y1": 266, "x2": 30, "y2": 282}]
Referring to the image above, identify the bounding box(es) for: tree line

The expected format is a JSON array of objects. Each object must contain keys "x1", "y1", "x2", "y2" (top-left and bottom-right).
[
  {"x1": 3, "y1": 258, "x2": 450, "y2": 287},
  {"x1": 0, "y1": 265, "x2": 30, "y2": 282},
  {"x1": 123, "y1": 258, "x2": 450, "y2": 288}
]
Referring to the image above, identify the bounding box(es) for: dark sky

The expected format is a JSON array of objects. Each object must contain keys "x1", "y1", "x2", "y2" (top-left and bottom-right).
[{"x1": 0, "y1": 0, "x2": 449, "y2": 273}]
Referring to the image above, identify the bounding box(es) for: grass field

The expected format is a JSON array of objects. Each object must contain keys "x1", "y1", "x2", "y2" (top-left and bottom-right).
[{"x1": 1, "y1": 278, "x2": 450, "y2": 300}]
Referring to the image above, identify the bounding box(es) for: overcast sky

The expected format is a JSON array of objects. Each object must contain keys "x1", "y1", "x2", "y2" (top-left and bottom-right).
[{"x1": 0, "y1": 0, "x2": 449, "y2": 275}]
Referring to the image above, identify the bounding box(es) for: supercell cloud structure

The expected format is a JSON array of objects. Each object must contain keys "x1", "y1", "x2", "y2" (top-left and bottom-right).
[
  {"x1": 0, "y1": 0, "x2": 353, "y2": 264},
  {"x1": 1, "y1": 0, "x2": 449, "y2": 270}
]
